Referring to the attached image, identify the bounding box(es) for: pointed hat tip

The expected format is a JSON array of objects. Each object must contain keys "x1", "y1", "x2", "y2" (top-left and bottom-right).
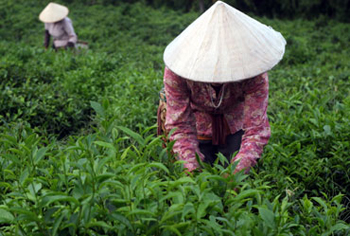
[
  {"x1": 212, "y1": 1, "x2": 232, "y2": 11},
  {"x1": 213, "y1": 1, "x2": 226, "y2": 6}
]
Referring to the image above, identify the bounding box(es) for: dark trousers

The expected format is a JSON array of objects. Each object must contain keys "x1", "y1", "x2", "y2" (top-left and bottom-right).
[{"x1": 199, "y1": 130, "x2": 244, "y2": 166}]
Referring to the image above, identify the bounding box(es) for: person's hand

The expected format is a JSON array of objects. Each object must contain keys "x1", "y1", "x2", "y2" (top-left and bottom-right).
[
  {"x1": 222, "y1": 173, "x2": 230, "y2": 179},
  {"x1": 66, "y1": 42, "x2": 75, "y2": 48},
  {"x1": 231, "y1": 154, "x2": 252, "y2": 174},
  {"x1": 184, "y1": 166, "x2": 201, "y2": 176}
]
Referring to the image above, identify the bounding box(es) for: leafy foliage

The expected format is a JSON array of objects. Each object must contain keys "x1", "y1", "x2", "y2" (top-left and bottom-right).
[
  {"x1": 0, "y1": 108, "x2": 348, "y2": 235},
  {"x1": 0, "y1": 0, "x2": 349, "y2": 235}
]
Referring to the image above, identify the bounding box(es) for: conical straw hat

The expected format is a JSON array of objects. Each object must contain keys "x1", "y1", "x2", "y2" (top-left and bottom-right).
[
  {"x1": 39, "y1": 2, "x2": 69, "y2": 23},
  {"x1": 163, "y1": 1, "x2": 286, "y2": 83}
]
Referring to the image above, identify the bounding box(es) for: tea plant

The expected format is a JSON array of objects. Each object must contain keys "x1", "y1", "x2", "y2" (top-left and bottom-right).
[
  {"x1": 0, "y1": 0, "x2": 349, "y2": 235},
  {"x1": 0, "y1": 105, "x2": 348, "y2": 235}
]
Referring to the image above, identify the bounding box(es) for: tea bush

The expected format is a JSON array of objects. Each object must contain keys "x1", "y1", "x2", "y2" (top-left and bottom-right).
[
  {"x1": 0, "y1": 0, "x2": 196, "y2": 136},
  {"x1": 0, "y1": 0, "x2": 349, "y2": 235},
  {"x1": 0, "y1": 110, "x2": 348, "y2": 235}
]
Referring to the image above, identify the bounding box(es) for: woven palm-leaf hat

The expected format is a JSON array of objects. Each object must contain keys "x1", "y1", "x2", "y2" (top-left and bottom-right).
[
  {"x1": 39, "y1": 2, "x2": 69, "y2": 23},
  {"x1": 163, "y1": 1, "x2": 286, "y2": 83}
]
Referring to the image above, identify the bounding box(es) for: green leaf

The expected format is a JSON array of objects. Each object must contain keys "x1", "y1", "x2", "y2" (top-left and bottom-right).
[
  {"x1": 146, "y1": 162, "x2": 170, "y2": 174},
  {"x1": 86, "y1": 221, "x2": 113, "y2": 230},
  {"x1": 110, "y1": 213, "x2": 132, "y2": 229},
  {"x1": 116, "y1": 126, "x2": 145, "y2": 147},
  {"x1": 160, "y1": 204, "x2": 184, "y2": 223},
  {"x1": 9, "y1": 207, "x2": 39, "y2": 222},
  {"x1": 197, "y1": 201, "x2": 211, "y2": 220},
  {"x1": 0, "y1": 209, "x2": 14, "y2": 223},
  {"x1": 126, "y1": 209, "x2": 156, "y2": 217},
  {"x1": 96, "y1": 173, "x2": 116, "y2": 186},
  {"x1": 322, "y1": 223, "x2": 350, "y2": 236},
  {"x1": 120, "y1": 146, "x2": 131, "y2": 160},
  {"x1": 2, "y1": 135, "x2": 17, "y2": 145},
  {"x1": 199, "y1": 218, "x2": 222, "y2": 233},
  {"x1": 95, "y1": 156, "x2": 114, "y2": 174},
  {"x1": 40, "y1": 195, "x2": 80, "y2": 207},
  {"x1": 169, "y1": 177, "x2": 195, "y2": 188},
  {"x1": 181, "y1": 202, "x2": 195, "y2": 220},
  {"x1": 258, "y1": 207, "x2": 276, "y2": 229},
  {"x1": 19, "y1": 168, "x2": 30, "y2": 185},
  {"x1": 312, "y1": 197, "x2": 328, "y2": 211},
  {"x1": 302, "y1": 196, "x2": 313, "y2": 214},
  {"x1": 331, "y1": 194, "x2": 344, "y2": 205},
  {"x1": 128, "y1": 163, "x2": 147, "y2": 174},
  {"x1": 329, "y1": 223, "x2": 349, "y2": 232},
  {"x1": 34, "y1": 147, "x2": 48, "y2": 165},
  {"x1": 228, "y1": 189, "x2": 260, "y2": 203},
  {"x1": 160, "y1": 192, "x2": 184, "y2": 204},
  {"x1": 94, "y1": 141, "x2": 116, "y2": 151},
  {"x1": 90, "y1": 101, "x2": 105, "y2": 118},
  {"x1": 323, "y1": 125, "x2": 332, "y2": 135},
  {"x1": 161, "y1": 225, "x2": 182, "y2": 236},
  {"x1": 52, "y1": 214, "x2": 65, "y2": 236},
  {"x1": 0, "y1": 182, "x2": 13, "y2": 189},
  {"x1": 28, "y1": 182, "x2": 42, "y2": 195}
]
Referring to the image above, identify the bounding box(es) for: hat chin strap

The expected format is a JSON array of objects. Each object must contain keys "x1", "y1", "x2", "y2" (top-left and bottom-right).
[{"x1": 207, "y1": 84, "x2": 226, "y2": 109}]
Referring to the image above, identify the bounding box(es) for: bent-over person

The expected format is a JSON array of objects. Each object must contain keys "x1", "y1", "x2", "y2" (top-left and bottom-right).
[
  {"x1": 39, "y1": 2, "x2": 77, "y2": 50},
  {"x1": 159, "y1": 1, "x2": 286, "y2": 174}
]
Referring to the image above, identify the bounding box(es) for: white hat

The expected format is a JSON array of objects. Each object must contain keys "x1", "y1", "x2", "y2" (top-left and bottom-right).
[
  {"x1": 39, "y1": 2, "x2": 69, "y2": 23},
  {"x1": 163, "y1": 1, "x2": 286, "y2": 83}
]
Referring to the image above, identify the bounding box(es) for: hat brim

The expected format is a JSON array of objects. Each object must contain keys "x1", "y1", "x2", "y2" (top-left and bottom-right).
[
  {"x1": 39, "y1": 3, "x2": 69, "y2": 23},
  {"x1": 163, "y1": 1, "x2": 286, "y2": 83}
]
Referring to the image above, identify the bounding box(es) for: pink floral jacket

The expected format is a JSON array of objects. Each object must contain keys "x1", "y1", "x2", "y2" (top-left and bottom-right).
[{"x1": 164, "y1": 67, "x2": 271, "y2": 172}]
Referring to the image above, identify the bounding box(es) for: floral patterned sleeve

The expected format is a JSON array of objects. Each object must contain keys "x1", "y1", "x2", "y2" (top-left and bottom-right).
[
  {"x1": 232, "y1": 72, "x2": 271, "y2": 173},
  {"x1": 163, "y1": 67, "x2": 204, "y2": 172}
]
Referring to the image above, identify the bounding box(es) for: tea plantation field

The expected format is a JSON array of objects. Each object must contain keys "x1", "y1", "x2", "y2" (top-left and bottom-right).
[{"x1": 0, "y1": 1, "x2": 349, "y2": 235}]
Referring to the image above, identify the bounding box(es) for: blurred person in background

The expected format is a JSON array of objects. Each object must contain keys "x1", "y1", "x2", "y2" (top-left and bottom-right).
[
  {"x1": 158, "y1": 1, "x2": 286, "y2": 174},
  {"x1": 39, "y1": 2, "x2": 77, "y2": 50}
]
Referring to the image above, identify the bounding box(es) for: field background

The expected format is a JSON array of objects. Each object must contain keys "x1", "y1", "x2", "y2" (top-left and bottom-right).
[{"x1": 0, "y1": 0, "x2": 349, "y2": 235}]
